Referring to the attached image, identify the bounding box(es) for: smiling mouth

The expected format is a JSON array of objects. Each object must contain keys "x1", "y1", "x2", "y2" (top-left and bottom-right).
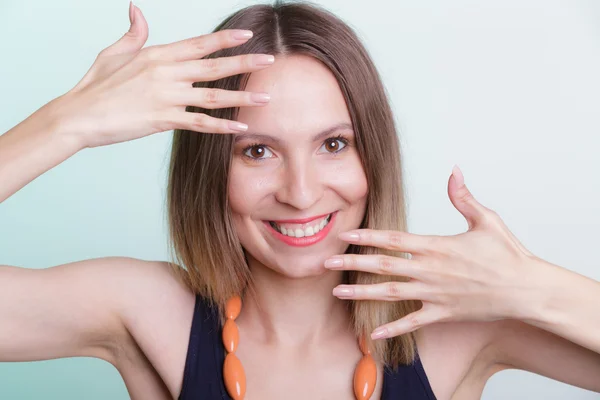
[{"x1": 267, "y1": 213, "x2": 333, "y2": 238}]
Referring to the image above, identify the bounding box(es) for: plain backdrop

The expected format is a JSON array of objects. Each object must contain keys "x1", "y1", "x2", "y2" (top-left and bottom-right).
[{"x1": 1, "y1": 0, "x2": 599, "y2": 398}]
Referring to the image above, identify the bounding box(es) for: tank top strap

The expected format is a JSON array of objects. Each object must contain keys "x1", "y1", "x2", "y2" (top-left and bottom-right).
[
  {"x1": 179, "y1": 294, "x2": 230, "y2": 400},
  {"x1": 381, "y1": 347, "x2": 437, "y2": 399}
]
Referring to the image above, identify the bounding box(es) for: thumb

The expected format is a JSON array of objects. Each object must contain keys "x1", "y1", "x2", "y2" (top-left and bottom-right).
[
  {"x1": 101, "y1": 2, "x2": 149, "y2": 57},
  {"x1": 447, "y1": 165, "x2": 489, "y2": 231}
]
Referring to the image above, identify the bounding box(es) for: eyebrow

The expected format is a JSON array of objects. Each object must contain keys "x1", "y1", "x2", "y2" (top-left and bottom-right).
[{"x1": 233, "y1": 122, "x2": 354, "y2": 146}]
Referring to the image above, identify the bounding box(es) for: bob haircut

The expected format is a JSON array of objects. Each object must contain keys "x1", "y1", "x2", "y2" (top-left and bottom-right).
[{"x1": 166, "y1": 0, "x2": 421, "y2": 368}]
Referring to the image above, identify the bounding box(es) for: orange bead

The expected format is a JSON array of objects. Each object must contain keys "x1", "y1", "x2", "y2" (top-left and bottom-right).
[
  {"x1": 223, "y1": 352, "x2": 246, "y2": 400},
  {"x1": 353, "y1": 354, "x2": 377, "y2": 400},
  {"x1": 225, "y1": 295, "x2": 242, "y2": 320},
  {"x1": 222, "y1": 318, "x2": 239, "y2": 353},
  {"x1": 359, "y1": 335, "x2": 371, "y2": 355}
]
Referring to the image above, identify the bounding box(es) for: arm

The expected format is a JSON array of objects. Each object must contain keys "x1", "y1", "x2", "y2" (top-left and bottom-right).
[
  {"x1": 515, "y1": 258, "x2": 600, "y2": 355},
  {"x1": 486, "y1": 258, "x2": 600, "y2": 392},
  {"x1": 0, "y1": 97, "x2": 120, "y2": 361},
  {"x1": 0, "y1": 258, "x2": 130, "y2": 365},
  {"x1": 0, "y1": 95, "x2": 85, "y2": 204}
]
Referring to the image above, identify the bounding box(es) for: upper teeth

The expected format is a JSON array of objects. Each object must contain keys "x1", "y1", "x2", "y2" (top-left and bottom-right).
[{"x1": 270, "y1": 214, "x2": 332, "y2": 238}]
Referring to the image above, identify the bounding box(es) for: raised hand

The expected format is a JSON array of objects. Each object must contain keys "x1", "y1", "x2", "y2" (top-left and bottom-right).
[
  {"x1": 53, "y1": 3, "x2": 274, "y2": 149},
  {"x1": 325, "y1": 166, "x2": 542, "y2": 340}
]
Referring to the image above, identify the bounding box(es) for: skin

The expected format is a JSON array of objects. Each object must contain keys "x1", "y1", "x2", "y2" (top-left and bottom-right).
[
  {"x1": 228, "y1": 53, "x2": 381, "y2": 398},
  {"x1": 229, "y1": 53, "x2": 367, "y2": 340}
]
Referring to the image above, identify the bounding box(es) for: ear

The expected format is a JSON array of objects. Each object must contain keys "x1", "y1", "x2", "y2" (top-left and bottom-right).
[{"x1": 447, "y1": 165, "x2": 490, "y2": 231}]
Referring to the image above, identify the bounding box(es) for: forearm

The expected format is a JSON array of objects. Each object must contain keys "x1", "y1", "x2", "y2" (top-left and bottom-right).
[
  {"x1": 0, "y1": 95, "x2": 84, "y2": 203},
  {"x1": 519, "y1": 258, "x2": 600, "y2": 354}
]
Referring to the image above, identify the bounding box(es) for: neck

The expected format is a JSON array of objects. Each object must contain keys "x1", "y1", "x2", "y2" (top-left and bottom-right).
[{"x1": 236, "y1": 255, "x2": 353, "y2": 348}]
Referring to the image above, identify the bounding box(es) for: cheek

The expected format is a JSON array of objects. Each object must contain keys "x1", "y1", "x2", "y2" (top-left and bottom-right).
[
  {"x1": 228, "y1": 164, "x2": 273, "y2": 215},
  {"x1": 323, "y1": 157, "x2": 368, "y2": 201}
]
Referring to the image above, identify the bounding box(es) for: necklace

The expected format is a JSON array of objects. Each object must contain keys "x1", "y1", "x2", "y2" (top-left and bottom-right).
[{"x1": 222, "y1": 295, "x2": 377, "y2": 400}]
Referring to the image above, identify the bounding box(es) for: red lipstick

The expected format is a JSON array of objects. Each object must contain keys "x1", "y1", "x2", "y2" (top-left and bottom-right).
[{"x1": 263, "y1": 211, "x2": 337, "y2": 247}]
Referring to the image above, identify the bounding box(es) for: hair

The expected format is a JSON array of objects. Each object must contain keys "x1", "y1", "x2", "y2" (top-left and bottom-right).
[{"x1": 166, "y1": 0, "x2": 421, "y2": 369}]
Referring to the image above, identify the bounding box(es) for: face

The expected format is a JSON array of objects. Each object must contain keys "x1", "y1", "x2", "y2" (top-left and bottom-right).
[{"x1": 228, "y1": 54, "x2": 368, "y2": 278}]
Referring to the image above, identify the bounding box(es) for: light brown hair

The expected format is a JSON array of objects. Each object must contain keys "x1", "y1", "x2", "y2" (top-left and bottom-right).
[{"x1": 166, "y1": 0, "x2": 421, "y2": 369}]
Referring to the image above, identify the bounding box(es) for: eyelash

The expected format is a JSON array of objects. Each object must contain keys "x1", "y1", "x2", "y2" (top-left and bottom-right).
[{"x1": 241, "y1": 134, "x2": 350, "y2": 162}]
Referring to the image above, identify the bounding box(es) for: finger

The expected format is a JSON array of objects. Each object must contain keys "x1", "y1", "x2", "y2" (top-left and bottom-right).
[
  {"x1": 332, "y1": 281, "x2": 431, "y2": 302},
  {"x1": 371, "y1": 305, "x2": 443, "y2": 339},
  {"x1": 338, "y1": 229, "x2": 441, "y2": 255},
  {"x1": 166, "y1": 111, "x2": 250, "y2": 134},
  {"x1": 170, "y1": 88, "x2": 271, "y2": 109},
  {"x1": 101, "y1": 3, "x2": 149, "y2": 57},
  {"x1": 324, "y1": 254, "x2": 423, "y2": 280},
  {"x1": 174, "y1": 54, "x2": 275, "y2": 82},
  {"x1": 448, "y1": 165, "x2": 489, "y2": 231},
  {"x1": 144, "y1": 29, "x2": 257, "y2": 62}
]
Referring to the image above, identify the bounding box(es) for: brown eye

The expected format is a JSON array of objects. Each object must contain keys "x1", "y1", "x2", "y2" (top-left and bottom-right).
[
  {"x1": 325, "y1": 139, "x2": 339, "y2": 152},
  {"x1": 319, "y1": 137, "x2": 348, "y2": 154},
  {"x1": 243, "y1": 145, "x2": 273, "y2": 160},
  {"x1": 250, "y1": 146, "x2": 265, "y2": 158}
]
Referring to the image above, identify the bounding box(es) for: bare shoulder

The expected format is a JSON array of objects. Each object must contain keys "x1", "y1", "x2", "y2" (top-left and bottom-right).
[
  {"x1": 106, "y1": 257, "x2": 197, "y2": 399},
  {"x1": 1, "y1": 256, "x2": 196, "y2": 398},
  {"x1": 415, "y1": 319, "x2": 509, "y2": 400}
]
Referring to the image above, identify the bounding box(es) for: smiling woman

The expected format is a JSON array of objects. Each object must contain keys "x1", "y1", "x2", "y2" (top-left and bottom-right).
[
  {"x1": 166, "y1": 2, "x2": 422, "y2": 398},
  {"x1": 166, "y1": 0, "x2": 415, "y2": 368}
]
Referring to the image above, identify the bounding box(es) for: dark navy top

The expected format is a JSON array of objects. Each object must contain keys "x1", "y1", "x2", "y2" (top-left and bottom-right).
[{"x1": 179, "y1": 294, "x2": 437, "y2": 399}]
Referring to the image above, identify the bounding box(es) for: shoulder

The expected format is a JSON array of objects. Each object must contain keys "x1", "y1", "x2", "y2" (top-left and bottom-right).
[
  {"x1": 104, "y1": 258, "x2": 197, "y2": 397},
  {"x1": 415, "y1": 319, "x2": 507, "y2": 399},
  {"x1": 90, "y1": 257, "x2": 195, "y2": 336}
]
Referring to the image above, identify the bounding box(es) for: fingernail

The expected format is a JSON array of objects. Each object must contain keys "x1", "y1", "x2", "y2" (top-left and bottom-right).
[
  {"x1": 338, "y1": 231, "x2": 360, "y2": 242},
  {"x1": 232, "y1": 30, "x2": 253, "y2": 40},
  {"x1": 452, "y1": 164, "x2": 464, "y2": 186},
  {"x1": 129, "y1": 1, "x2": 134, "y2": 24},
  {"x1": 371, "y1": 327, "x2": 388, "y2": 339},
  {"x1": 129, "y1": 5, "x2": 138, "y2": 32},
  {"x1": 324, "y1": 257, "x2": 343, "y2": 269},
  {"x1": 332, "y1": 286, "x2": 354, "y2": 297},
  {"x1": 229, "y1": 121, "x2": 248, "y2": 132},
  {"x1": 251, "y1": 92, "x2": 271, "y2": 103},
  {"x1": 256, "y1": 54, "x2": 275, "y2": 65}
]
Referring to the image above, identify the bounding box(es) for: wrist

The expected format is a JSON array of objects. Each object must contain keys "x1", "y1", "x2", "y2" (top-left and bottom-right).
[
  {"x1": 514, "y1": 257, "x2": 575, "y2": 328},
  {"x1": 41, "y1": 92, "x2": 89, "y2": 152},
  {"x1": 503, "y1": 256, "x2": 561, "y2": 324}
]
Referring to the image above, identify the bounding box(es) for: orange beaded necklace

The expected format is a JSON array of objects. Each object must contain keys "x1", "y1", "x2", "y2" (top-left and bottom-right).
[{"x1": 222, "y1": 295, "x2": 377, "y2": 400}]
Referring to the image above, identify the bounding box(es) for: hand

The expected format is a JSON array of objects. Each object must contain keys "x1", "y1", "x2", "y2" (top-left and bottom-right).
[
  {"x1": 325, "y1": 165, "x2": 542, "y2": 340},
  {"x1": 53, "y1": 3, "x2": 274, "y2": 149}
]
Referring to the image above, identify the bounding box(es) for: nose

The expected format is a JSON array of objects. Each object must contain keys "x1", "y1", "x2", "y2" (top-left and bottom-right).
[{"x1": 275, "y1": 155, "x2": 324, "y2": 211}]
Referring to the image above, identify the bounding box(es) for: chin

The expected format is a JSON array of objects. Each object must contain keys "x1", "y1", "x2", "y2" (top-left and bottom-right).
[{"x1": 271, "y1": 256, "x2": 333, "y2": 279}]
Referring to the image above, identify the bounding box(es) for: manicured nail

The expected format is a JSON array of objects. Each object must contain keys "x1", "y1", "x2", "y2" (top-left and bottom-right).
[
  {"x1": 229, "y1": 121, "x2": 248, "y2": 132},
  {"x1": 324, "y1": 257, "x2": 343, "y2": 269},
  {"x1": 233, "y1": 30, "x2": 253, "y2": 40},
  {"x1": 256, "y1": 54, "x2": 275, "y2": 65},
  {"x1": 332, "y1": 286, "x2": 354, "y2": 297},
  {"x1": 338, "y1": 231, "x2": 360, "y2": 242},
  {"x1": 251, "y1": 92, "x2": 271, "y2": 103},
  {"x1": 452, "y1": 164, "x2": 464, "y2": 186},
  {"x1": 371, "y1": 327, "x2": 388, "y2": 340}
]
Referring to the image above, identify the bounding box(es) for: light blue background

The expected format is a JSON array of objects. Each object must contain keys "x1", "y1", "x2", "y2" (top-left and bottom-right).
[{"x1": 1, "y1": 0, "x2": 599, "y2": 398}]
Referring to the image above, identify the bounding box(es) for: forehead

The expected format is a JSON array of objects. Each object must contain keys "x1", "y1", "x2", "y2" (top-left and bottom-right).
[{"x1": 236, "y1": 54, "x2": 352, "y2": 140}]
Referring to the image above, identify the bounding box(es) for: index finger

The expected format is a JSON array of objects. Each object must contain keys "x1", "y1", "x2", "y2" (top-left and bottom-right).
[
  {"x1": 338, "y1": 229, "x2": 441, "y2": 255},
  {"x1": 146, "y1": 29, "x2": 255, "y2": 62}
]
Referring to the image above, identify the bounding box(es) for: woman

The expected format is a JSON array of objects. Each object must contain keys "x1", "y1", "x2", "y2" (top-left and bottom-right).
[{"x1": 0, "y1": 1, "x2": 599, "y2": 399}]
